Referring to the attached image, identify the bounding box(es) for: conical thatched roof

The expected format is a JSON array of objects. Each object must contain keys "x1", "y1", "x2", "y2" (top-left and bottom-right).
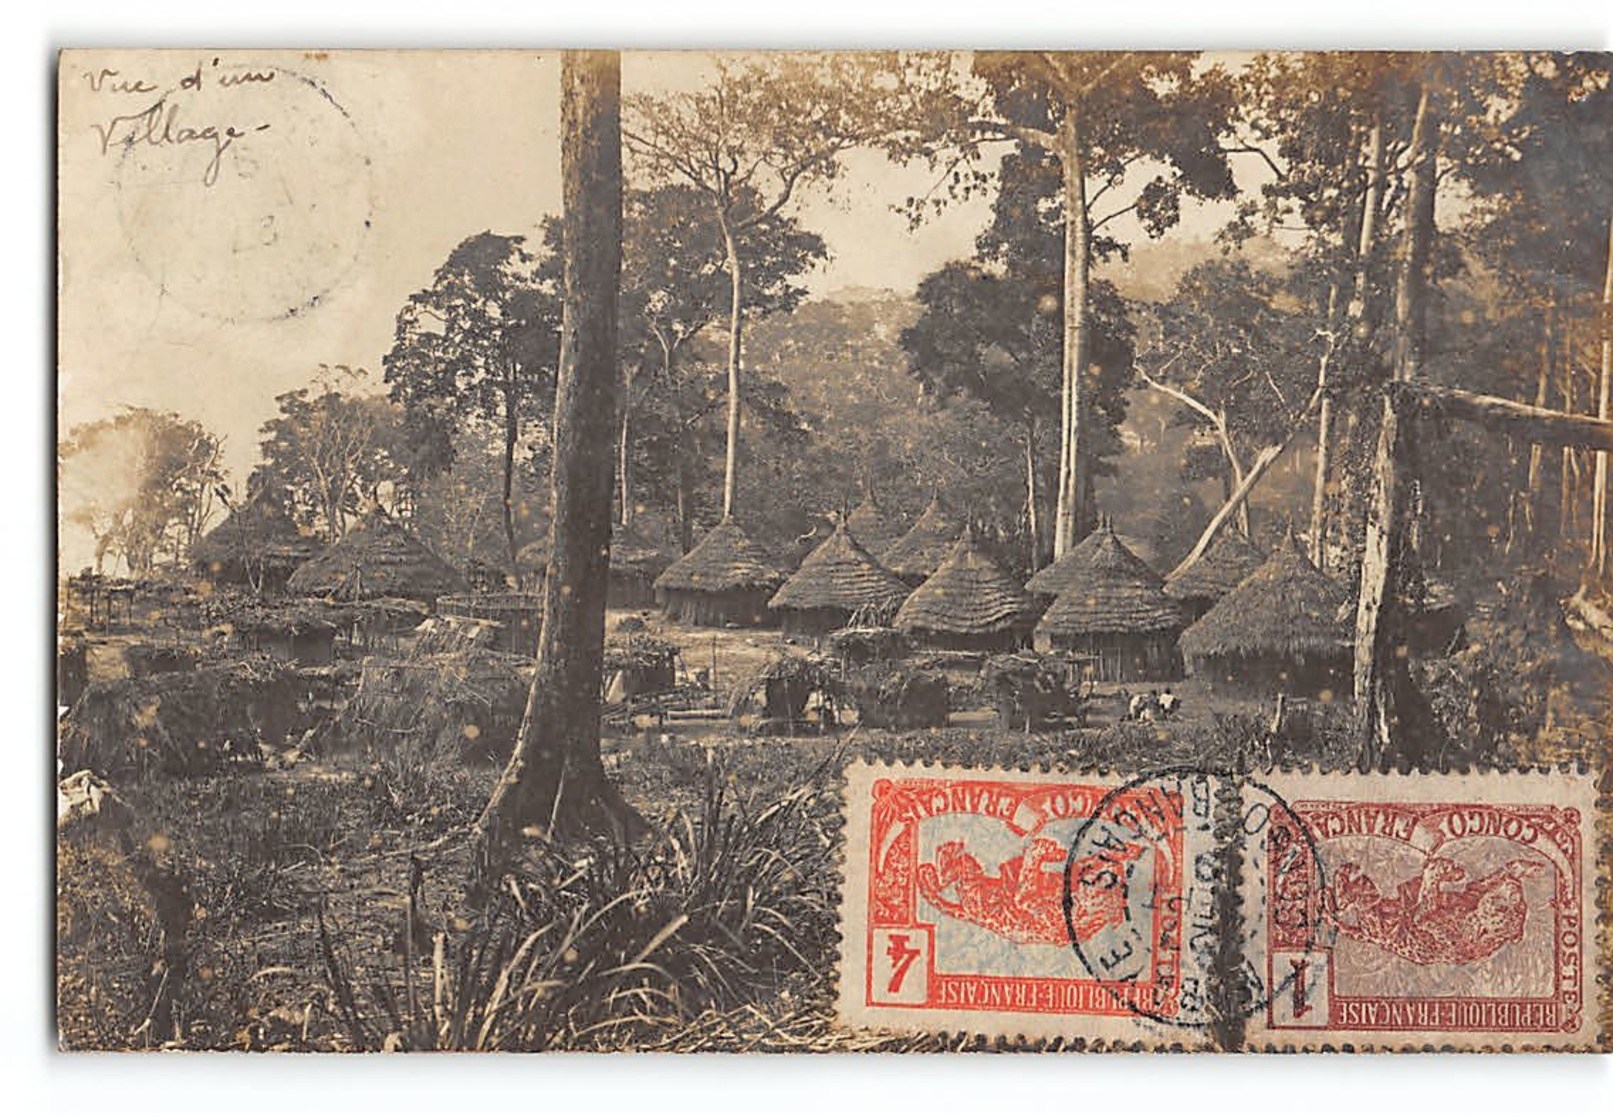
[
  {"x1": 610, "y1": 521, "x2": 674, "y2": 579},
  {"x1": 286, "y1": 515, "x2": 467, "y2": 602},
  {"x1": 768, "y1": 524, "x2": 910, "y2": 614},
  {"x1": 1179, "y1": 534, "x2": 1351, "y2": 660},
  {"x1": 881, "y1": 496, "x2": 961, "y2": 581},
  {"x1": 1024, "y1": 525, "x2": 1110, "y2": 598},
  {"x1": 845, "y1": 496, "x2": 905, "y2": 559},
  {"x1": 1165, "y1": 530, "x2": 1266, "y2": 604},
  {"x1": 653, "y1": 519, "x2": 785, "y2": 593},
  {"x1": 1034, "y1": 525, "x2": 1181, "y2": 637},
  {"x1": 895, "y1": 529, "x2": 1039, "y2": 637},
  {"x1": 192, "y1": 488, "x2": 319, "y2": 572}
]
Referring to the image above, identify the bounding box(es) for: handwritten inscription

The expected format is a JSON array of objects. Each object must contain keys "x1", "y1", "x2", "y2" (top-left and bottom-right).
[{"x1": 84, "y1": 57, "x2": 275, "y2": 187}]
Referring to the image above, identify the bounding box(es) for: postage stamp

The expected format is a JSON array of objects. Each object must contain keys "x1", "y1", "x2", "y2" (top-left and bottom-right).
[
  {"x1": 1244, "y1": 769, "x2": 1603, "y2": 1050},
  {"x1": 836, "y1": 761, "x2": 1224, "y2": 1044}
]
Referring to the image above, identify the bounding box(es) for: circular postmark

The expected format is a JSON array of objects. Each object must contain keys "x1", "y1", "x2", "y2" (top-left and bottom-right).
[
  {"x1": 1063, "y1": 766, "x2": 1328, "y2": 1029},
  {"x1": 110, "y1": 57, "x2": 373, "y2": 323}
]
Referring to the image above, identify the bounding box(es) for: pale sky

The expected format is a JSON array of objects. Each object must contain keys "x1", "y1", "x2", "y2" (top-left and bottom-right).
[{"x1": 57, "y1": 48, "x2": 1251, "y2": 568}]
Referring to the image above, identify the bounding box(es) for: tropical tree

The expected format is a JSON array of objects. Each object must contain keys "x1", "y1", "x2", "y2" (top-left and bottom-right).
[
  {"x1": 255, "y1": 367, "x2": 405, "y2": 542},
  {"x1": 383, "y1": 232, "x2": 563, "y2": 578},
  {"x1": 903, "y1": 51, "x2": 1240, "y2": 556},
  {"x1": 623, "y1": 53, "x2": 901, "y2": 518},
  {"x1": 1133, "y1": 257, "x2": 1316, "y2": 537},
  {"x1": 614, "y1": 184, "x2": 824, "y2": 541},
  {"x1": 475, "y1": 50, "x2": 634, "y2": 880},
  {"x1": 903, "y1": 142, "x2": 1138, "y2": 567},
  {"x1": 59, "y1": 407, "x2": 224, "y2": 575}
]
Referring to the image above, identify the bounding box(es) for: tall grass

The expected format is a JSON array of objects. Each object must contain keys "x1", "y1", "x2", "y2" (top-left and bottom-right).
[{"x1": 319, "y1": 752, "x2": 840, "y2": 1051}]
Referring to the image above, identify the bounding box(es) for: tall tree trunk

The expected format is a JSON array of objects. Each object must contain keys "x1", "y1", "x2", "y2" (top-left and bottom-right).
[
  {"x1": 618, "y1": 362, "x2": 634, "y2": 528},
  {"x1": 1592, "y1": 214, "x2": 1613, "y2": 580},
  {"x1": 1310, "y1": 282, "x2": 1340, "y2": 567},
  {"x1": 1522, "y1": 291, "x2": 1556, "y2": 545},
  {"x1": 1023, "y1": 416, "x2": 1041, "y2": 570},
  {"x1": 1054, "y1": 112, "x2": 1091, "y2": 557},
  {"x1": 720, "y1": 216, "x2": 744, "y2": 519},
  {"x1": 1561, "y1": 362, "x2": 1577, "y2": 541},
  {"x1": 1354, "y1": 81, "x2": 1435, "y2": 772},
  {"x1": 501, "y1": 374, "x2": 521, "y2": 585},
  {"x1": 474, "y1": 50, "x2": 635, "y2": 894}
]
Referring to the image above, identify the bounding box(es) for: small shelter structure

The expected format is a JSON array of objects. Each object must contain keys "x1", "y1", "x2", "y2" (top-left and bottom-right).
[
  {"x1": 225, "y1": 602, "x2": 340, "y2": 665},
  {"x1": 1179, "y1": 533, "x2": 1352, "y2": 698},
  {"x1": 191, "y1": 487, "x2": 319, "y2": 592},
  {"x1": 437, "y1": 592, "x2": 544, "y2": 657},
  {"x1": 1164, "y1": 530, "x2": 1266, "y2": 623},
  {"x1": 769, "y1": 524, "x2": 911, "y2": 637},
  {"x1": 286, "y1": 515, "x2": 466, "y2": 607},
  {"x1": 653, "y1": 518, "x2": 786, "y2": 627},
  {"x1": 608, "y1": 522, "x2": 674, "y2": 608},
  {"x1": 880, "y1": 496, "x2": 962, "y2": 586},
  {"x1": 1032, "y1": 523, "x2": 1183, "y2": 681},
  {"x1": 894, "y1": 529, "x2": 1039, "y2": 652},
  {"x1": 845, "y1": 495, "x2": 906, "y2": 560}
]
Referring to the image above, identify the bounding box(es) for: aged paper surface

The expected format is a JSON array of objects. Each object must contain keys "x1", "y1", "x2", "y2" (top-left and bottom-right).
[{"x1": 56, "y1": 48, "x2": 1610, "y2": 1054}]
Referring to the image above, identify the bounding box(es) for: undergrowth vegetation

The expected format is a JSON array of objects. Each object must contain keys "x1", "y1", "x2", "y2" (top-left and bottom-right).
[{"x1": 57, "y1": 712, "x2": 1397, "y2": 1051}]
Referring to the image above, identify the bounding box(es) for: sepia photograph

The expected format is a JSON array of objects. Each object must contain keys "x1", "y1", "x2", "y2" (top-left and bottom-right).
[{"x1": 53, "y1": 43, "x2": 1612, "y2": 1062}]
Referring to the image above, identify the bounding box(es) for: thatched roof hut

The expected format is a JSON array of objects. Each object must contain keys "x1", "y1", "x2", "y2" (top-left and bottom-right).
[
  {"x1": 191, "y1": 488, "x2": 319, "y2": 591},
  {"x1": 895, "y1": 529, "x2": 1039, "y2": 652},
  {"x1": 1165, "y1": 530, "x2": 1266, "y2": 623},
  {"x1": 881, "y1": 496, "x2": 962, "y2": 585},
  {"x1": 286, "y1": 515, "x2": 466, "y2": 606},
  {"x1": 845, "y1": 496, "x2": 906, "y2": 559},
  {"x1": 654, "y1": 518, "x2": 786, "y2": 627},
  {"x1": 608, "y1": 521, "x2": 674, "y2": 608},
  {"x1": 1033, "y1": 524, "x2": 1183, "y2": 681},
  {"x1": 1179, "y1": 533, "x2": 1351, "y2": 698},
  {"x1": 769, "y1": 523, "x2": 911, "y2": 637},
  {"x1": 1024, "y1": 525, "x2": 1110, "y2": 600}
]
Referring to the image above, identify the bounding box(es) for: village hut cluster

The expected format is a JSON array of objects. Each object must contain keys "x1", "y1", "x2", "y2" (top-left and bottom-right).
[{"x1": 63, "y1": 465, "x2": 1374, "y2": 780}]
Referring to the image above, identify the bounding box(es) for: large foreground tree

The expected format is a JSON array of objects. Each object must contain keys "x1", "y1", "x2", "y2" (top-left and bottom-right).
[{"x1": 475, "y1": 51, "x2": 634, "y2": 888}]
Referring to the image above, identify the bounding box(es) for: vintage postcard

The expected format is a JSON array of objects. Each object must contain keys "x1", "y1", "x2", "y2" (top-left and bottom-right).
[{"x1": 56, "y1": 49, "x2": 1611, "y2": 1053}]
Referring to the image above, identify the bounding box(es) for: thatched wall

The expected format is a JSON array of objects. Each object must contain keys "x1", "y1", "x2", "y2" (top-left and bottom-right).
[
  {"x1": 657, "y1": 586, "x2": 776, "y2": 628},
  {"x1": 1037, "y1": 629, "x2": 1183, "y2": 683},
  {"x1": 1187, "y1": 649, "x2": 1351, "y2": 700},
  {"x1": 325, "y1": 645, "x2": 534, "y2": 762},
  {"x1": 438, "y1": 592, "x2": 543, "y2": 657},
  {"x1": 654, "y1": 519, "x2": 784, "y2": 627}
]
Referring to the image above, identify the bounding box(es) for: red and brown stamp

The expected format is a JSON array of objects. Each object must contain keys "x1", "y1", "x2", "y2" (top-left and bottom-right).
[
  {"x1": 1246, "y1": 770, "x2": 1601, "y2": 1049},
  {"x1": 836, "y1": 762, "x2": 1222, "y2": 1043}
]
